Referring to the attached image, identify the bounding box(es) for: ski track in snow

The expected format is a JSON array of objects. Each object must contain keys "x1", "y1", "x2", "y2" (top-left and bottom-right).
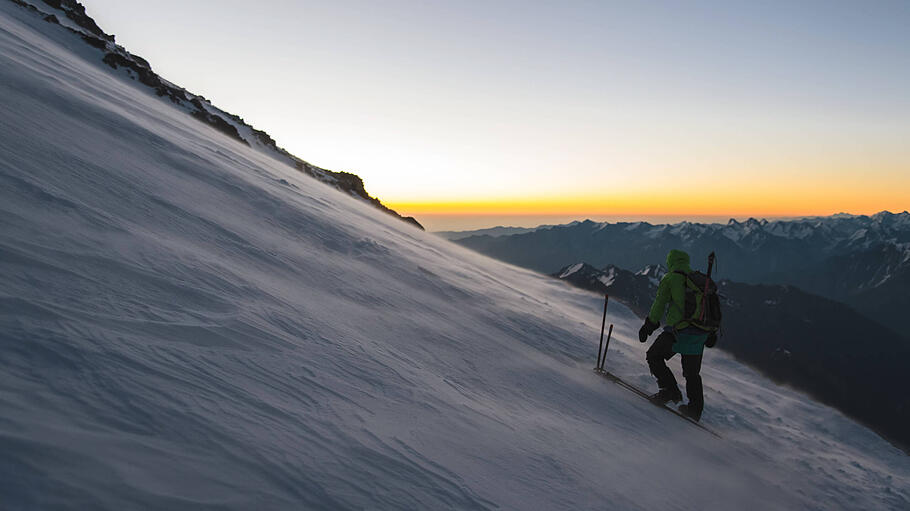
[{"x1": 0, "y1": 4, "x2": 908, "y2": 510}]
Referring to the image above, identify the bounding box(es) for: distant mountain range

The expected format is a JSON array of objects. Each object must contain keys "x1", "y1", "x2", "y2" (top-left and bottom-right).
[
  {"x1": 13, "y1": 0, "x2": 422, "y2": 229},
  {"x1": 553, "y1": 262, "x2": 910, "y2": 451},
  {"x1": 455, "y1": 212, "x2": 910, "y2": 330},
  {"x1": 435, "y1": 225, "x2": 548, "y2": 241}
]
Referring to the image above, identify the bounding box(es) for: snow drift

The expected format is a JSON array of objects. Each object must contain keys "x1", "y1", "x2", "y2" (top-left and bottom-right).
[{"x1": 0, "y1": 2, "x2": 908, "y2": 509}]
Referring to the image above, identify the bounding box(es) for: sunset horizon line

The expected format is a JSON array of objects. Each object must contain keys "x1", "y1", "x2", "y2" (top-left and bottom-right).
[{"x1": 406, "y1": 209, "x2": 909, "y2": 232}]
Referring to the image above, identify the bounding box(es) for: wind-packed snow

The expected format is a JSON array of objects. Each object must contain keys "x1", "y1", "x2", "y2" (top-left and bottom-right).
[{"x1": 1, "y1": 4, "x2": 909, "y2": 510}]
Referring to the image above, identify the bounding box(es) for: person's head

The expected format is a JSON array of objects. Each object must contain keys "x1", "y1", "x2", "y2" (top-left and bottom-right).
[{"x1": 666, "y1": 249, "x2": 691, "y2": 272}]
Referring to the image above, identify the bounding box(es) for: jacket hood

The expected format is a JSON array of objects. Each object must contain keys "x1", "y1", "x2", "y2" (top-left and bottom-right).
[{"x1": 666, "y1": 249, "x2": 692, "y2": 273}]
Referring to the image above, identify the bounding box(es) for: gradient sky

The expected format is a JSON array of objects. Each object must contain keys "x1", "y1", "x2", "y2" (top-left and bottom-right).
[{"x1": 83, "y1": 0, "x2": 910, "y2": 230}]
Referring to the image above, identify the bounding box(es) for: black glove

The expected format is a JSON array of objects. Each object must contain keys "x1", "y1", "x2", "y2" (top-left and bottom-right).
[
  {"x1": 638, "y1": 318, "x2": 659, "y2": 343},
  {"x1": 705, "y1": 332, "x2": 718, "y2": 348}
]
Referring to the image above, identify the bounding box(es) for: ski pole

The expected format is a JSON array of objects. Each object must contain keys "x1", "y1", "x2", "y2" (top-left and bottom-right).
[
  {"x1": 599, "y1": 324, "x2": 614, "y2": 370},
  {"x1": 596, "y1": 294, "x2": 609, "y2": 370},
  {"x1": 700, "y1": 252, "x2": 715, "y2": 321}
]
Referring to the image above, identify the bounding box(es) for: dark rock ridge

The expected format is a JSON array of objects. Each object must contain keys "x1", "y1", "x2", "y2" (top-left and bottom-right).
[
  {"x1": 10, "y1": 0, "x2": 422, "y2": 230},
  {"x1": 553, "y1": 261, "x2": 910, "y2": 452},
  {"x1": 40, "y1": 0, "x2": 109, "y2": 41}
]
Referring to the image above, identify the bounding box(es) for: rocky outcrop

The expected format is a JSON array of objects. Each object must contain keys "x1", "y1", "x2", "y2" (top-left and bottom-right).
[
  {"x1": 40, "y1": 0, "x2": 110, "y2": 41},
  {"x1": 10, "y1": 0, "x2": 423, "y2": 230}
]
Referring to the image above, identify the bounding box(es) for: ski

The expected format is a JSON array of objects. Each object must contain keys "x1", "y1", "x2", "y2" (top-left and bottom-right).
[{"x1": 593, "y1": 368, "x2": 722, "y2": 438}]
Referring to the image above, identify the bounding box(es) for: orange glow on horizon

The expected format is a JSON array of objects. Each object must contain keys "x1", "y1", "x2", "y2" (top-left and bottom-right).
[
  {"x1": 382, "y1": 152, "x2": 910, "y2": 223},
  {"x1": 387, "y1": 190, "x2": 909, "y2": 219}
]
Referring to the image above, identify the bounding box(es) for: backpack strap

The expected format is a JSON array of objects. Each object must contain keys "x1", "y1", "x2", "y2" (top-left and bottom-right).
[
  {"x1": 673, "y1": 270, "x2": 700, "y2": 292},
  {"x1": 671, "y1": 270, "x2": 706, "y2": 323}
]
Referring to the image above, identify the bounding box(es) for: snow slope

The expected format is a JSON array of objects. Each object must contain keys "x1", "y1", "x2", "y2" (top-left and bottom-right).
[{"x1": 1, "y1": 3, "x2": 908, "y2": 510}]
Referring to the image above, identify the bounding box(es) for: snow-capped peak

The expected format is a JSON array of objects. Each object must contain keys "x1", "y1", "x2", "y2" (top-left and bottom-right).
[{"x1": 559, "y1": 262, "x2": 585, "y2": 278}]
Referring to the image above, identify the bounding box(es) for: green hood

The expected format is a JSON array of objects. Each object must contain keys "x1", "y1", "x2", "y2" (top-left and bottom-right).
[{"x1": 665, "y1": 249, "x2": 692, "y2": 273}]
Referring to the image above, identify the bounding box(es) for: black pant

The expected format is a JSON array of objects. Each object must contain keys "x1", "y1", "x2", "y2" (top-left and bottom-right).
[{"x1": 646, "y1": 331, "x2": 703, "y2": 411}]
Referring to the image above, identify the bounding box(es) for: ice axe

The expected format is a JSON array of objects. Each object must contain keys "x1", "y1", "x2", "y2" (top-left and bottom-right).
[{"x1": 700, "y1": 252, "x2": 715, "y2": 322}]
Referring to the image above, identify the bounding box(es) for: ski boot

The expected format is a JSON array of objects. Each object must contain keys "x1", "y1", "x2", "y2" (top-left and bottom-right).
[{"x1": 649, "y1": 386, "x2": 682, "y2": 404}]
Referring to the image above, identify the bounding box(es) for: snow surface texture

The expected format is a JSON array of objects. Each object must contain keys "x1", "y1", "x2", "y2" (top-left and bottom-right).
[{"x1": 1, "y1": 4, "x2": 908, "y2": 510}]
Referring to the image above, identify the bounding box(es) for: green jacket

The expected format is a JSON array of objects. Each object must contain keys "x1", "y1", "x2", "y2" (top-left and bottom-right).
[{"x1": 647, "y1": 249, "x2": 693, "y2": 329}]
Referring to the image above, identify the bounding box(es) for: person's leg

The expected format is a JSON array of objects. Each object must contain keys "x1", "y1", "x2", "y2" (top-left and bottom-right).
[
  {"x1": 681, "y1": 353, "x2": 704, "y2": 413},
  {"x1": 647, "y1": 331, "x2": 679, "y2": 391}
]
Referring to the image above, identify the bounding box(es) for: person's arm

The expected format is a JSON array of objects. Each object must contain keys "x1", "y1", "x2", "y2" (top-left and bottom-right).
[
  {"x1": 639, "y1": 276, "x2": 669, "y2": 342},
  {"x1": 648, "y1": 276, "x2": 671, "y2": 325}
]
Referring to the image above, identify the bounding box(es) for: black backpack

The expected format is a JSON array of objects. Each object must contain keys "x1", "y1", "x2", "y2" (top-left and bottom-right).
[{"x1": 674, "y1": 270, "x2": 722, "y2": 331}]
